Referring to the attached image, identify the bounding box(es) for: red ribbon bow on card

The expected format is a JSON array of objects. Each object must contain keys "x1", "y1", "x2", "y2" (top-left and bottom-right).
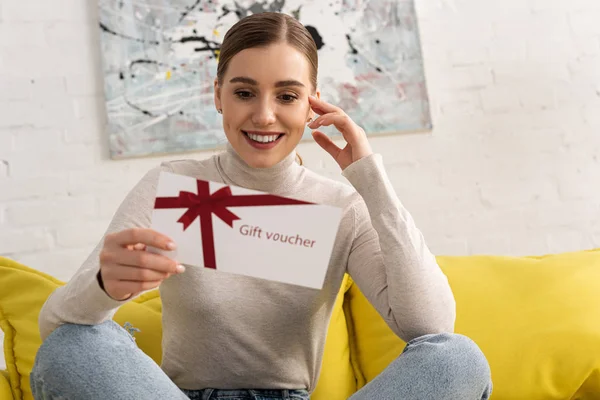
[{"x1": 154, "y1": 179, "x2": 311, "y2": 269}]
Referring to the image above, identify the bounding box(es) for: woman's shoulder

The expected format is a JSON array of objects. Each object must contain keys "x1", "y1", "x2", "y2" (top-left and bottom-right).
[{"x1": 299, "y1": 167, "x2": 362, "y2": 209}]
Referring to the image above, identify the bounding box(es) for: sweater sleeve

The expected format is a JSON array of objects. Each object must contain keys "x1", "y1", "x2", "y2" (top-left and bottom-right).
[
  {"x1": 341, "y1": 154, "x2": 456, "y2": 342},
  {"x1": 38, "y1": 165, "x2": 170, "y2": 341}
]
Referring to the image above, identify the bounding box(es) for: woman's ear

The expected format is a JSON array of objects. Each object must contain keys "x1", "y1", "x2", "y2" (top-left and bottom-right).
[
  {"x1": 213, "y1": 78, "x2": 222, "y2": 112},
  {"x1": 307, "y1": 89, "x2": 321, "y2": 122}
]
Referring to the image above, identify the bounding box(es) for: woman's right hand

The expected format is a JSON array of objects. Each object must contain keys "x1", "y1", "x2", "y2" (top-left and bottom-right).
[{"x1": 99, "y1": 228, "x2": 185, "y2": 301}]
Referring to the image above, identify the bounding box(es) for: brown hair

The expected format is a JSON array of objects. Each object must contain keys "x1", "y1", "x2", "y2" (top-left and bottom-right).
[{"x1": 216, "y1": 12, "x2": 318, "y2": 91}]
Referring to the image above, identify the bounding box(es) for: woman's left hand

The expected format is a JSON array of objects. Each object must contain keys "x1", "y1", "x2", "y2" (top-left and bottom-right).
[{"x1": 308, "y1": 96, "x2": 373, "y2": 171}]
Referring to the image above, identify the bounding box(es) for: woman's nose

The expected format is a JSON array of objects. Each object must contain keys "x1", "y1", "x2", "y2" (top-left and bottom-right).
[{"x1": 251, "y1": 100, "x2": 277, "y2": 127}]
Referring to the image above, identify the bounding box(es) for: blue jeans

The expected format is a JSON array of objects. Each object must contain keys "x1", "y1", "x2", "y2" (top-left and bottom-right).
[{"x1": 30, "y1": 321, "x2": 492, "y2": 400}]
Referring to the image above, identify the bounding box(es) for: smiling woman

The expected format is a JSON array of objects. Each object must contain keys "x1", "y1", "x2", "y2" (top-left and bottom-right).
[{"x1": 213, "y1": 13, "x2": 320, "y2": 169}]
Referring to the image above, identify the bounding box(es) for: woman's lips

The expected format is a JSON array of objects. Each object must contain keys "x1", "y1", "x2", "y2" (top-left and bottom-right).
[{"x1": 242, "y1": 130, "x2": 284, "y2": 150}]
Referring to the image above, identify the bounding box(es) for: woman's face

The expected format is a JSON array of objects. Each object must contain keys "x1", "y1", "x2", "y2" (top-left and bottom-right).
[{"x1": 214, "y1": 42, "x2": 318, "y2": 168}]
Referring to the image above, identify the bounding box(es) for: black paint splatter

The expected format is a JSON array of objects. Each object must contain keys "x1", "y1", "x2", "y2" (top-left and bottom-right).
[
  {"x1": 219, "y1": 5, "x2": 243, "y2": 20},
  {"x1": 125, "y1": 96, "x2": 154, "y2": 117},
  {"x1": 179, "y1": 35, "x2": 217, "y2": 46},
  {"x1": 305, "y1": 25, "x2": 324, "y2": 50},
  {"x1": 99, "y1": 22, "x2": 160, "y2": 45},
  {"x1": 346, "y1": 34, "x2": 384, "y2": 74},
  {"x1": 179, "y1": 0, "x2": 202, "y2": 23},
  {"x1": 178, "y1": 36, "x2": 220, "y2": 57},
  {"x1": 130, "y1": 59, "x2": 169, "y2": 69},
  {"x1": 346, "y1": 34, "x2": 358, "y2": 55}
]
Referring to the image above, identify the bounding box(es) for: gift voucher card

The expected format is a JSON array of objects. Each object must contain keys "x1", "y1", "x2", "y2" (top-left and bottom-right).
[{"x1": 150, "y1": 171, "x2": 344, "y2": 289}]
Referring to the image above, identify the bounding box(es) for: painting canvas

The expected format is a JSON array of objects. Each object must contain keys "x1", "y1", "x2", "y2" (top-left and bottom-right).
[{"x1": 98, "y1": 0, "x2": 431, "y2": 159}]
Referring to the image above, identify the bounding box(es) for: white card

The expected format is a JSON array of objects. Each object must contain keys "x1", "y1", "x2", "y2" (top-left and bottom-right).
[{"x1": 150, "y1": 171, "x2": 343, "y2": 289}]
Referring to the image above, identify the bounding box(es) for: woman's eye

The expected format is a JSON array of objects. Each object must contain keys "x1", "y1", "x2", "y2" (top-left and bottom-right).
[
  {"x1": 279, "y1": 94, "x2": 298, "y2": 103},
  {"x1": 235, "y1": 91, "x2": 253, "y2": 99}
]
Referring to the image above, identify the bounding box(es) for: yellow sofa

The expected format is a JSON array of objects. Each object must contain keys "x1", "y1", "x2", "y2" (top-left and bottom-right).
[{"x1": 2, "y1": 250, "x2": 600, "y2": 399}]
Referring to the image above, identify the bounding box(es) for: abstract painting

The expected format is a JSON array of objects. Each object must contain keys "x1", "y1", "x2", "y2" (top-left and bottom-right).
[{"x1": 98, "y1": 0, "x2": 431, "y2": 159}]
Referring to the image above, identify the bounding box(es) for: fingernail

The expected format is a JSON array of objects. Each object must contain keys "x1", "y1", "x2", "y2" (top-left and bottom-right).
[
  {"x1": 176, "y1": 264, "x2": 186, "y2": 273},
  {"x1": 167, "y1": 242, "x2": 177, "y2": 250}
]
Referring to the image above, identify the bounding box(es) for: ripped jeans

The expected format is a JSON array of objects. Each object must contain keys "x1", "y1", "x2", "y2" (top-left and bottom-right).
[{"x1": 30, "y1": 321, "x2": 492, "y2": 400}]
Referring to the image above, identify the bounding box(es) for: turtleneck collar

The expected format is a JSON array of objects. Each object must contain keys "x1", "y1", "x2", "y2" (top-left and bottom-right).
[{"x1": 216, "y1": 143, "x2": 304, "y2": 195}]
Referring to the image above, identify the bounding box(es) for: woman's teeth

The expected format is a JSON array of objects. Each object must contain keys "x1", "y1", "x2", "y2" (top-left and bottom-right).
[{"x1": 246, "y1": 132, "x2": 280, "y2": 143}]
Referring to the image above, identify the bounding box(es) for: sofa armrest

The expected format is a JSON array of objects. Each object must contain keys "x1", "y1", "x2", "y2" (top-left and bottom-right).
[{"x1": 0, "y1": 369, "x2": 13, "y2": 399}]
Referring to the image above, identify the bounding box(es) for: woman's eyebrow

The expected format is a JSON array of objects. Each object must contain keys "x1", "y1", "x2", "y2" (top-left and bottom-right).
[
  {"x1": 274, "y1": 80, "x2": 305, "y2": 88},
  {"x1": 229, "y1": 76, "x2": 305, "y2": 88},
  {"x1": 229, "y1": 76, "x2": 258, "y2": 85}
]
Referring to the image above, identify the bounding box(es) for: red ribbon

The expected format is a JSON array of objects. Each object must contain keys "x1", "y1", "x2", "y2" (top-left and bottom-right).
[{"x1": 154, "y1": 179, "x2": 312, "y2": 269}]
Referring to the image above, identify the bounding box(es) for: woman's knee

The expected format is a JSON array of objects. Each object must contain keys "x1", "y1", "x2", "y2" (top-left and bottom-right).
[
  {"x1": 447, "y1": 333, "x2": 493, "y2": 398},
  {"x1": 403, "y1": 332, "x2": 492, "y2": 395},
  {"x1": 441, "y1": 333, "x2": 490, "y2": 375},
  {"x1": 32, "y1": 321, "x2": 135, "y2": 380},
  {"x1": 30, "y1": 321, "x2": 188, "y2": 400},
  {"x1": 418, "y1": 333, "x2": 489, "y2": 371}
]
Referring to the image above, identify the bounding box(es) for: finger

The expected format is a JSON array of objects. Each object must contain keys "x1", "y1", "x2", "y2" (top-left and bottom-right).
[
  {"x1": 310, "y1": 105, "x2": 327, "y2": 116},
  {"x1": 102, "y1": 264, "x2": 170, "y2": 282},
  {"x1": 101, "y1": 248, "x2": 182, "y2": 274},
  {"x1": 309, "y1": 95, "x2": 340, "y2": 115},
  {"x1": 312, "y1": 131, "x2": 342, "y2": 159},
  {"x1": 107, "y1": 228, "x2": 176, "y2": 251},
  {"x1": 309, "y1": 113, "x2": 354, "y2": 135},
  {"x1": 308, "y1": 112, "x2": 337, "y2": 129}
]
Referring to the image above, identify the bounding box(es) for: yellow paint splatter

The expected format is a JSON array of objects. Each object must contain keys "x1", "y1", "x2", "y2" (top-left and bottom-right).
[
  {"x1": 166, "y1": 70, "x2": 172, "y2": 80},
  {"x1": 215, "y1": 50, "x2": 220, "y2": 62},
  {"x1": 213, "y1": 29, "x2": 219, "y2": 36}
]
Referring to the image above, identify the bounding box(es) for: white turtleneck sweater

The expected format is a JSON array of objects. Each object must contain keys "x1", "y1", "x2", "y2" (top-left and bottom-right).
[{"x1": 38, "y1": 145, "x2": 456, "y2": 392}]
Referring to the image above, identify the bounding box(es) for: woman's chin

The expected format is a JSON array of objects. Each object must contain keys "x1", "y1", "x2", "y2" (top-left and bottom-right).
[{"x1": 238, "y1": 137, "x2": 290, "y2": 168}]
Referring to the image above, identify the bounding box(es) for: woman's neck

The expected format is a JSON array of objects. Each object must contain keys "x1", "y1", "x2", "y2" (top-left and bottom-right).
[{"x1": 217, "y1": 144, "x2": 304, "y2": 195}]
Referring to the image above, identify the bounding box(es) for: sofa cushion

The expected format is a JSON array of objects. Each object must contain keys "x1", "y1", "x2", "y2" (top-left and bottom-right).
[
  {"x1": 1, "y1": 369, "x2": 12, "y2": 399},
  {"x1": 0, "y1": 257, "x2": 170, "y2": 400},
  {"x1": 0, "y1": 256, "x2": 356, "y2": 400},
  {"x1": 0, "y1": 258, "x2": 63, "y2": 400},
  {"x1": 345, "y1": 249, "x2": 600, "y2": 399}
]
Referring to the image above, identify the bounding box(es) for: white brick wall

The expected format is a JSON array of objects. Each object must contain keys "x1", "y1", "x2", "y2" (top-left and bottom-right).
[{"x1": 1, "y1": 0, "x2": 600, "y2": 370}]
